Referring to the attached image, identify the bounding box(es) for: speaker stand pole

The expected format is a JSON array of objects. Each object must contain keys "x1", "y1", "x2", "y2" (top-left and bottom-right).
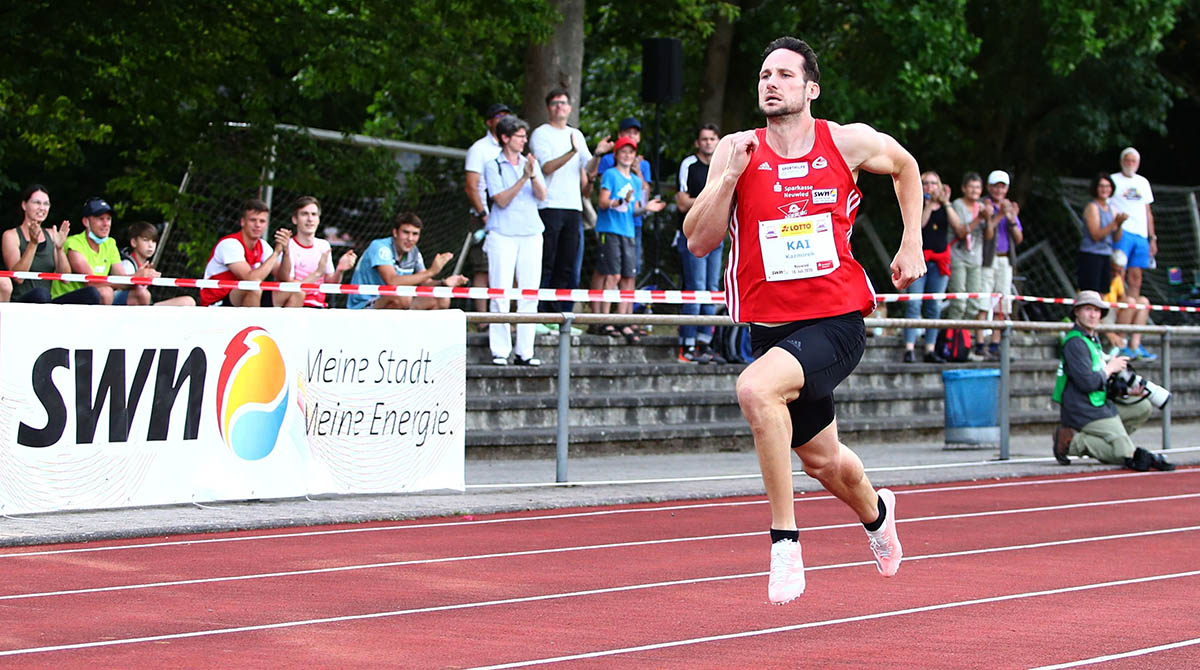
[{"x1": 638, "y1": 102, "x2": 676, "y2": 291}]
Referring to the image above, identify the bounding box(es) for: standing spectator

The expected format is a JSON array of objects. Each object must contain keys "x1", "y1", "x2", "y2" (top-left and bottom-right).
[
  {"x1": 980, "y1": 170, "x2": 1023, "y2": 360},
  {"x1": 1078, "y1": 173, "x2": 1126, "y2": 293},
  {"x1": 945, "y1": 172, "x2": 986, "y2": 356},
  {"x1": 675, "y1": 123, "x2": 725, "y2": 363},
  {"x1": 902, "y1": 172, "x2": 960, "y2": 363},
  {"x1": 591, "y1": 117, "x2": 651, "y2": 280},
  {"x1": 529, "y1": 88, "x2": 613, "y2": 313},
  {"x1": 274, "y1": 197, "x2": 357, "y2": 308},
  {"x1": 463, "y1": 103, "x2": 511, "y2": 315},
  {"x1": 200, "y1": 198, "x2": 291, "y2": 307},
  {"x1": 483, "y1": 116, "x2": 546, "y2": 365},
  {"x1": 589, "y1": 136, "x2": 666, "y2": 343},
  {"x1": 2, "y1": 185, "x2": 99, "y2": 304},
  {"x1": 346, "y1": 212, "x2": 467, "y2": 310},
  {"x1": 118, "y1": 222, "x2": 196, "y2": 306},
  {"x1": 55, "y1": 197, "x2": 150, "y2": 305},
  {"x1": 1109, "y1": 147, "x2": 1157, "y2": 359}
]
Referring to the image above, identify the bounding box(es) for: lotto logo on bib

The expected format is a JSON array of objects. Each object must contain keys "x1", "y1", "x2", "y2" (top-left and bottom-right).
[
  {"x1": 780, "y1": 221, "x2": 814, "y2": 235},
  {"x1": 216, "y1": 327, "x2": 289, "y2": 461}
]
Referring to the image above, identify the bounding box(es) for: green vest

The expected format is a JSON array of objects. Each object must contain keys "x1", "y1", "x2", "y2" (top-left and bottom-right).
[{"x1": 1052, "y1": 330, "x2": 1107, "y2": 406}]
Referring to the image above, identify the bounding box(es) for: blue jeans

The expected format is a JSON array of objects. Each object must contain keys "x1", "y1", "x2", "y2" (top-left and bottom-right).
[
  {"x1": 904, "y1": 260, "x2": 949, "y2": 346},
  {"x1": 676, "y1": 233, "x2": 723, "y2": 345}
]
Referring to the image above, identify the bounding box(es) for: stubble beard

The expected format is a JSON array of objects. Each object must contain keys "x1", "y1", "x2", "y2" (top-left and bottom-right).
[{"x1": 761, "y1": 97, "x2": 807, "y2": 120}]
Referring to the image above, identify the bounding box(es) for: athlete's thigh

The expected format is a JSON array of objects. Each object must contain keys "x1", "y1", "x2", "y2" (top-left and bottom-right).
[{"x1": 738, "y1": 347, "x2": 805, "y2": 403}]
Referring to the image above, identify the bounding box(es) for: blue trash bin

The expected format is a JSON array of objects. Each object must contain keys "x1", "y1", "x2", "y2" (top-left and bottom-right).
[{"x1": 942, "y1": 368, "x2": 1000, "y2": 445}]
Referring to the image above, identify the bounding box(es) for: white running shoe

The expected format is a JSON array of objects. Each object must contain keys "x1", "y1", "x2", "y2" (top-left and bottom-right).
[
  {"x1": 865, "y1": 488, "x2": 903, "y2": 577},
  {"x1": 768, "y1": 539, "x2": 806, "y2": 604}
]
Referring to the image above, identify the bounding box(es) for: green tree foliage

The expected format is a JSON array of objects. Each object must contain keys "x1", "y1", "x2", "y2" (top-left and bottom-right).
[{"x1": 0, "y1": 0, "x2": 555, "y2": 217}]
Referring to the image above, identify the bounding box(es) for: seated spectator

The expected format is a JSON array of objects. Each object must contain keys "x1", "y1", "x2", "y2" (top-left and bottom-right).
[
  {"x1": 54, "y1": 197, "x2": 155, "y2": 305},
  {"x1": 903, "y1": 171, "x2": 959, "y2": 363},
  {"x1": 118, "y1": 222, "x2": 196, "y2": 306},
  {"x1": 1078, "y1": 173, "x2": 1125, "y2": 293},
  {"x1": 1052, "y1": 290, "x2": 1173, "y2": 471},
  {"x1": 200, "y1": 198, "x2": 291, "y2": 307},
  {"x1": 1103, "y1": 250, "x2": 1157, "y2": 360},
  {"x1": 589, "y1": 136, "x2": 665, "y2": 343},
  {"x1": 483, "y1": 116, "x2": 546, "y2": 366},
  {"x1": 346, "y1": 212, "x2": 467, "y2": 310},
  {"x1": 274, "y1": 196, "x2": 357, "y2": 308},
  {"x1": 2, "y1": 185, "x2": 100, "y2": 304}
]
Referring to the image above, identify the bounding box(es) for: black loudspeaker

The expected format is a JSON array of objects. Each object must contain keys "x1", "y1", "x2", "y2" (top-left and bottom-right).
[{"x1": 642, "y1": 38, "x2": 682, "y2": 104}]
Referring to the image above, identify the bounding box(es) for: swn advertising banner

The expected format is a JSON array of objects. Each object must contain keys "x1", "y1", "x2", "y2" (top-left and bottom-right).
[{"x1": 0, "y1": 305, "x2": 466, "y2": 514}]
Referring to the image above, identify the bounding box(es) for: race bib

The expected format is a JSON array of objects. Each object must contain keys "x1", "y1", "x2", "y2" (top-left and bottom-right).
[{"x1": 758, "y1": 213, "x2": 839, "y2": 281}]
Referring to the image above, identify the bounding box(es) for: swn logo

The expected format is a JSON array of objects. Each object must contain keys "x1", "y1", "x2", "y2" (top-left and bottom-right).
[
  {"x1": 17, "y1": 348, "x2": 206, "y2": 448},
  {"x1": 216, "y1": 327, "x2": 288, "y2": 461}
]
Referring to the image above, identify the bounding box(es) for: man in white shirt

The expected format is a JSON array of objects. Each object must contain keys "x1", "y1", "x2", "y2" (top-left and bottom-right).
[
  {"x1": 1109, "y1": 147, "x2": 1156, "y2": 303},
  {"x1": 463, "y1": 103, "x2": 511, "y2": 313},
  {"x1": 529, "y1": 88, "x2": 613, "y2": 311}
]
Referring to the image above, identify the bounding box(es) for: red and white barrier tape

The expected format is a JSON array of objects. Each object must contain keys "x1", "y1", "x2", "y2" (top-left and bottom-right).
[{"x1": 0, "y1": 270, "x2": 1192, "y2": 312}]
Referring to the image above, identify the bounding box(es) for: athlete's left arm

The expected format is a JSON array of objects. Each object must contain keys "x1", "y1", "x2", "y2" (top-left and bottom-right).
[{"x1": 832, "y1": 122, "x2": 925, "y2": 289}]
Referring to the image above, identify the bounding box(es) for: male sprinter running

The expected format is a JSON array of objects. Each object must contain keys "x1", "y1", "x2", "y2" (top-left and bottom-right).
[{"x1": 683, "y1": 36, "x2": 925, "y2": 604}]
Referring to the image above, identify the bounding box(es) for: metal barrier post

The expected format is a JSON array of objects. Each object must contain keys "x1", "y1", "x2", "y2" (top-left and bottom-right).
[
  {"x1": 1162, "y1": 330, "x2": 1172, "y2": 451},
  {"x1": 999, "y1": 324, "x2": 1012, "y2": 460},
  {"x1": 556, "y1": 312, "x2": 575, "y2": 482}
]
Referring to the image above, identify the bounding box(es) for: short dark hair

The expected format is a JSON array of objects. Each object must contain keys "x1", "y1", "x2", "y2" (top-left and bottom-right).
[
  {"x1": 21, "y1": 184, "x2": 49, "y2": 203},
  {"x1": 1089, "y1": 172, "x2": 1115, "y2": 199},
  {"x1": 496, "y1": 116, "x2": 530, "y2": 142},
  {"x1": 392, "y1": 211, "x2": 423, "y2": 230},
  {"x1": 291, "y1": 195, "x2": 320, "y2": 216},
  {"x1": 697, "y1": 123, "x2": 720, "y2": 138},
  {"x1": 544, "y1": 87, "x2": 570, "y2": 106},
  {"x1": 962, "y1": 171, "x2": 983, "y2": 188},
  {"x1": 762, "y1": 37, "x2": 820, "y2": 83},
  {"x1": 125, "y1": 221, "x2": 159, "y2": 242},
  {"x1": 241, "y1": 198, "x2": 270, "y2": 216}
]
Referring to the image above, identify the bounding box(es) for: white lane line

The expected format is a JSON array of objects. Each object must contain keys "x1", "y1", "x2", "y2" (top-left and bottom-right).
[
  {"x1": 3, "y1": 561, "x2": 1197, "y2": 660},
  {"x1": 466, "y1": 449, "x2": 1200, "y2": 488},
  {"x1": 0, "y1": 486, "x2": 1196, "y2": 604},
  {"x1": 1027, "y1": 636, "x2": 1200, "y2": 669},
  {"x1": 3, "y1": 469, "x2": 1196, "y2": 559},
  {"x1": 464, "y1": 570, "x2": 1200, "y2": 669}
]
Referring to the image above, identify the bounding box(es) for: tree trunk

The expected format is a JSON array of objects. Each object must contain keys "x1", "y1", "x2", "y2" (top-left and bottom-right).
[
  {"x1": 522, "y1": 0, "x2": 585, "y2": 127},
  {"x1": 699, "y1": 2, "x2": 736, "y2": 129}
]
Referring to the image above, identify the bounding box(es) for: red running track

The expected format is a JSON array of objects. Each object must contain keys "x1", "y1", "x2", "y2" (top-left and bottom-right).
[{"x1": 1, "y1": 469, "x2": 1199, "y2": 668}]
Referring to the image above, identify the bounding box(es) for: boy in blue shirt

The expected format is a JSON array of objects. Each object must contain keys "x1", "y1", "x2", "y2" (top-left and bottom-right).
[{"x1": 590, "y1": 136, "x2": 665, "y2": 341}]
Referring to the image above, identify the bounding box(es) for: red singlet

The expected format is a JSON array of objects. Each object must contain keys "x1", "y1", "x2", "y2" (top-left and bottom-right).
[{"x1": 727, "y1": 120, "x2": 875, "y2": 322}]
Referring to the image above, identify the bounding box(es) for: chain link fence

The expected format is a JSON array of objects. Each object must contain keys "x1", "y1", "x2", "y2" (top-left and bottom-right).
[{"x1": 151, "y1": 125, "x2": 473, "y2": 307}]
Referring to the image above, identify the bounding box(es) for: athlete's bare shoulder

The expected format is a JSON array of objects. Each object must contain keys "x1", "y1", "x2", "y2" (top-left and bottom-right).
[{"x1": 826, "y1": 120, "x2": 887, "y2": 172}]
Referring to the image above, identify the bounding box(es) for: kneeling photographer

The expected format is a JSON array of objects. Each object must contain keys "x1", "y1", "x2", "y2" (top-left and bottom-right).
[{"x1": 1052, "y1": 290, "x2": 1175, "y2": 471}]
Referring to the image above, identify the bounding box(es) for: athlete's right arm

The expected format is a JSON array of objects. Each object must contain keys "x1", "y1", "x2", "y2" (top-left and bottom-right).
[{"x1": 683, "y1": 131, "x2": 756, "y2": 256}]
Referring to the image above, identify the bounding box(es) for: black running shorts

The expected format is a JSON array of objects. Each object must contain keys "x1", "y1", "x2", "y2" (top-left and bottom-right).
[{"x1": 748, "y1": 311, "x2": 866, "y2": 447}]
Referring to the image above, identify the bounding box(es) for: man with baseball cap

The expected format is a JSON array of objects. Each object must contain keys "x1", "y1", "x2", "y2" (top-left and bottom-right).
[
  {"x1": 463, "y1": 102, "x2": 512, "y2": 314},
  {"x1": 978, "y1": 169, "x2": 1022, "y2": 359},
  {"x1": 53, "y1": 197, "x2": 150, "y2": 305},
  {"x1": 1052, "y1": 290, "x2": 1173, "y2": 471}
]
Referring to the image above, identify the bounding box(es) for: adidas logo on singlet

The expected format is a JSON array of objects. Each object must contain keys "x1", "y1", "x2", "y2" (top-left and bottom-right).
[{"x1": 758, "y1": 161, "x2": 771, "y2": 171}]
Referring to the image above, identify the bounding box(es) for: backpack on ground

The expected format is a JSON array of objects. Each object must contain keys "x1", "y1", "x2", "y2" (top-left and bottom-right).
[{"x1": 936, "y1": 328, "x2": 972, "y2": 362}]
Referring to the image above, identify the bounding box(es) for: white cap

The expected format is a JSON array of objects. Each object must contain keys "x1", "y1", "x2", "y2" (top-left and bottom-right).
[{"x1": 987, "y1": 170, "x2": 1010, "y2": 185}]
